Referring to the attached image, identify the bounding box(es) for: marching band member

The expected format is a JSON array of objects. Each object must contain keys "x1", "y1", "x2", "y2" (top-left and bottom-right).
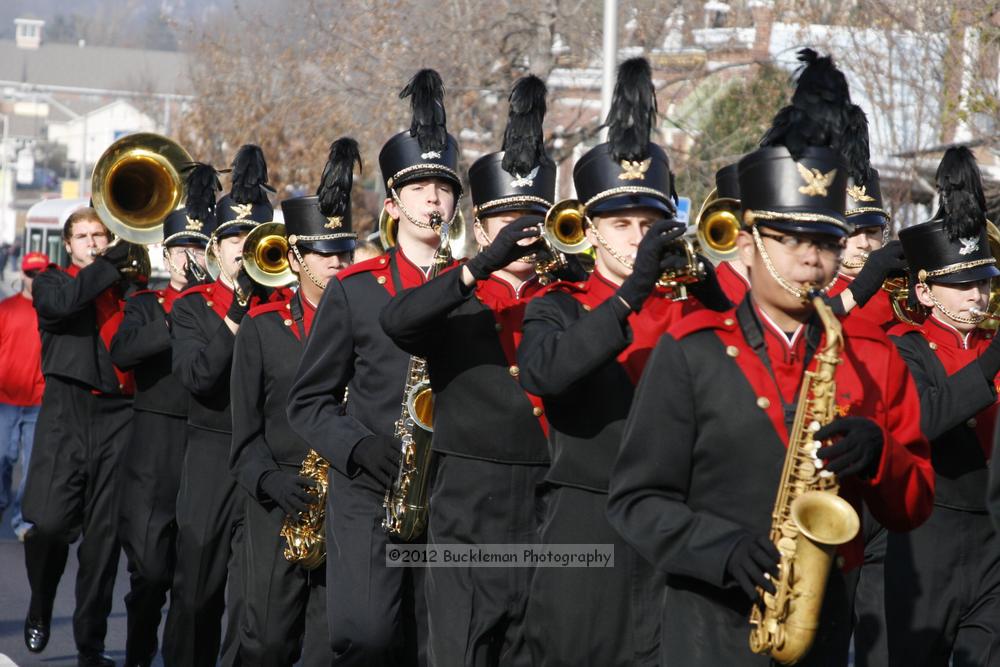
[
  {"x1": 230, "y1": 138, "x2": 359, "y2": 664},
  {"x1": 607, "y1": 49, "x2": 934, "y2": 666},
  {"x1": 22, "y1": 207, "x2": 138, "y2": 666},
  {"x1": 164, "y1": 146, "x2": 279, "y2": 667},
  {"x1": 288, "y1": 69, "x2": 461, "y2": 666},
  {"x1": 885, "y1": 146, "x2": 1000, "y2": 665},
  {"x1": 379, "y1": 75, "x2": 552, "y2": 667},
  {"x1": 110, "y1": 175, "x2": 216, "y2": 667},
  {"x1": 515, "y1": 58, "x2": 726, "y2": 666}
]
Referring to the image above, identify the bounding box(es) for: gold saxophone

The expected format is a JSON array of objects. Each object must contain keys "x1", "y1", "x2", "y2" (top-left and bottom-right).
[
  {"x1": 748, "y1": 295, "x2": 861, "y2": 664},
  {"x1": 382, "y1": 212, "x2": 452, "y2": 541},
  {"x1": 280, "y1": 449, "x2": 330, "y2": 570}
]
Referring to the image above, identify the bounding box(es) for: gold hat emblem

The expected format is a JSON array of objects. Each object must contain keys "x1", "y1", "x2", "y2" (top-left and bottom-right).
[
  {"x1": 846, "y1": 184, "x2": 875, "y2": 202},
  {"x1": 230, "y1": 203, "x2": 254, "y2": 219},
  {"x1": 619, "y1": 157, "x2": 652, "y2": 181},
  {"x1": 184, "y1": 216, "x2": 203, "y2": 232},
  {"x1": 325, "y1": 216, "x2": 343, "y2": 229},
  {"x1": 796, "y1": 163, "x2": 837, "y2": 197}
]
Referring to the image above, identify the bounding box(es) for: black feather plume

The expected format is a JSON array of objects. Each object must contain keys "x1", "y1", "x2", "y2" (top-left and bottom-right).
[
  {"x1": 761, "y1": 48, "x2": 854, "y2": 160},
  {"x1": 501, "y1": 74, "x2": 552, "y2": 176},
  {"x1": 606, "y1": 57, "x2": 658, "y2": 163},
  {"x1": 230, "y1": 144, "x2": 270, "y2": 205},
  {"x1": 399, "y1": 69, "x2": 447, "y2": 154},
  {"x1": 842, "y1": 104, "x2": 874, "y2": 186},
  {"x1": 317, "y1": 137, "x2": 362, "y2": 217},
  {"x1": 935, "y1": 146, "x2": 986, "y2": 240},
  {"x1": 183, "y1": 162, "x2": 221, "y2": 222}
]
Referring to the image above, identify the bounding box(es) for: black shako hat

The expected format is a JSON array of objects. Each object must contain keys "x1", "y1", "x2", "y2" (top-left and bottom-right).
[
  {"x1": 841, "y1": 101, "x2": 889, "y2": 231},
  {"x1": 740, "y1": 48, "x2": 859, "y2": 238},
  {"x1": 163, "y1": 162, "x2": 220, "y2": 247},
  {"x1": 215, "y1": 144, "x2": 274, "y2": 238},
  {"x1": 282, "y1": 137, "x2": 362, "y2": 254},
  {"x1": 573, "y1": 57, "x2": 675, "y2": 218},
  {"x1": 378, "y1": 69, "x2": 462, "y2": 196},
  {"x1": 469, "y1": 74, "x2": 555, "y2": 218},
  {"x1": 899, "y1": 146, "x2": 998, "y2": 284}
]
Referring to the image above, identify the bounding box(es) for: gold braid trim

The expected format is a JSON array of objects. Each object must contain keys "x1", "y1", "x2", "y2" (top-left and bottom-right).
[
  {"x1": 584, "y1": 186, "x2": 671, "y2": 212},
  {"x1": 474, "y1": 195, "x2": 551, "y2": 216},
  {"x1": 919, "y1": 258, "x2": 995, "y2": 280},
  {"x1": 744, "y1": 209, "x2": 849, "y2": 231},
  {"x1": 387, "y1": 163, "x2": 461, "y2": 190}
]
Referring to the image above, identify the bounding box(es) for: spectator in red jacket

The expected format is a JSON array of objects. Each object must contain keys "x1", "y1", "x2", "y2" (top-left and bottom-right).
[{"x1": 0, "y1": 251, "x2": 47, "y2": 541}]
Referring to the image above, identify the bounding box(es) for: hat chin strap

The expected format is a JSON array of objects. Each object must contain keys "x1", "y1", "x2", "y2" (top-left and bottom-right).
[
  {"x1": 390, "y1": 187, "x2": 458, "y2": 231},
  {"x1": 163, "y1": 247, "x2": 185, "y2": 280},
  {"x1": 751, "y1": 225, "x2": 838, "y2": 300},
  {"x1": 920, "y1": 280, "x2": 984, "y2": 325},
  {"x1": 290, "y1": 244, "x2": 328, "y2": 291},
  {"x1": 590, "y1": 227, "x2": 636, "y2": 272}
]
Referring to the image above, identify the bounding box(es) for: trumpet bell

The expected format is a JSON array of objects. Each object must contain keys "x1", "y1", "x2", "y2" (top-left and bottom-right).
[
  {"x1": 91, "y1": 132, "x2": 193, "y2": 245},
  {"x1": 542, "y1": 199, "x2": 591, "y2": 255},
  {"x1": 243, "y1": 222, "x2": 296, "y2": 287},
  {"x1": 694, "y1": 188, "x2": 740, "y2": 264}
]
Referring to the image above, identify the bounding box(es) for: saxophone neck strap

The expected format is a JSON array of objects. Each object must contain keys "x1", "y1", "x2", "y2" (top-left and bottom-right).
[
  {"x1": 290, "y1": 292, "x2": 307, "y2": 341},
  {"x1": 736, "y1": 296, "x2": 823, "y2": 431}
]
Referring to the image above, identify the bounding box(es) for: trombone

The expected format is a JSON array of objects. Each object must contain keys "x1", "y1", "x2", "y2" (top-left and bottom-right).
[{"x1": 91, "y1": 132, "x2": 193, "y2": 279}]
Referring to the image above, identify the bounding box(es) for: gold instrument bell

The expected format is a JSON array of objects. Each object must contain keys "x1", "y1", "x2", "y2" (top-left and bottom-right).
[
  {"x1": 693, "y1": 188, "x2": 741, "y2": 264},
  {"x1": 242, "y1": 222, "x2": 297, "y2": 287},
  {"x1": 91, "y1": 132, "x2": 194, "y2": 277},
  {"x1": 377, "y1": 206, "x2": 468, "y2": 256}
]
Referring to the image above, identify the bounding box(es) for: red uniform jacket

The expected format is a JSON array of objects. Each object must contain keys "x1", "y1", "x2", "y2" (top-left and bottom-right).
[{"x1": 0, "y1": 293, "x2": 44, "y2": 405}]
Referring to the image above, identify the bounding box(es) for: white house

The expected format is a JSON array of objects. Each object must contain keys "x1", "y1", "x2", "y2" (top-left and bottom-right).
[{"x1": 46, "y1": 99, "x2": 159, "y2": 167}]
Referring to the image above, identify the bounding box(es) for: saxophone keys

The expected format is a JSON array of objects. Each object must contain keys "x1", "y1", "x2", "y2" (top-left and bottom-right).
[{"x1": 808, "y1": 420, "x2": 821, "y2": 432}]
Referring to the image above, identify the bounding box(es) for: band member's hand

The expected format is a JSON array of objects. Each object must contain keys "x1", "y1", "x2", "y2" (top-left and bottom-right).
[
  {"x1": 97, "y1": 241, "x2": 135, "y2": 271},
  {"x1": 466, "y1": 215, "x2": 543, "y2": 280},
  {"x1": 979, "y1": 333, "x2": 1000, "y2": 378},
  {"x1": 687, "y1": 256, "x2": 733, "y2": 312},
  {"x1": 226, "y1": 267, "x2": 255, "y2": 324},
  {"x1": 184, "y1": 259, "x2": 209, "y2": 287},
  {"x1": 815, "y1": 417, "x2": 884, "y2": 480},
  {"x1": 349, "y1": 435, "x2": 401, "y2": 488},
  {"x1": 726, "y1": 533, "x2": 780, "y2": 600},
  {"x1": 616, "y1": 219, "x2": 686, "y2": 312},
  {"x1": 259, "y1": 470, "x2": 318, "y2": 516},
  {"x1": 846, "y1": 240, "x2": 906, "y2": 308}
]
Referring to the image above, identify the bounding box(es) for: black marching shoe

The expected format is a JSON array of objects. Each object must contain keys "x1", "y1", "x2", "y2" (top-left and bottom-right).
[
  {"x1": 24, "y1": 615, "x2": 49, "y2": 653},
  {"x1": 77, "y1": 651, "x2": 115, "y2": 667}
]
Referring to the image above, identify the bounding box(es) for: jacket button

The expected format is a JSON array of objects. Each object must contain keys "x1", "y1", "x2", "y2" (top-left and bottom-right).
[
  {"x1": 726, "y1": 345, "x2": 739, "y2": 357},
  {"x1": 284, "y1": 319, "x2": 293, "y2": 326},
  {"x1": 836, "y1": 555, "x2": 846, "y2": 569},
  {"x1": 724, "y1": 318, "x2": 735, "y2": 326},
  {"x1": 756, "y1": 397, "x2": 770, "y2": 409},
  {"x1": 118, "y1": 384, "x2": 124, "y2": 391},
  {"x1": 157, "y1": 297, "x2": 165, "y2": 304},
  {"x1": 929, "y1": 342, "x2": 938, "y2": 350},
  {"x1": 967, "y1": 418, "x2": 978, "y2": 428},
  {"x1": 377, "y1": 276, "x2": 387, "y2": 285},
  {"x1": 509, "y1": 365, "x2": 520, "y2": 377},
  {"x1": 582, "y1": 304, "x2": 592, "y2": 311},
  {"x1": 495, "y1": 323, "x2": 503, "y2": 332},
  {"x1": 533, "y1": 406, "x2": 544, "y2": 417},
  {"x1": 206, "y1": 301, "x2": 214, "y2": 307},
  {"x1": 285, "y1": 303, "x2": 291, "y2": 310}
]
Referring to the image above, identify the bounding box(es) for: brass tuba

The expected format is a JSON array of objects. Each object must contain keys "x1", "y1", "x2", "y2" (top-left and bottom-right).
[
  {"x1": 91, "y1": 133, "x2": 193, "y2": 278},
  {"x1": 748, "y1": 295, "x2": 860, "y2": 664},
  {"x1": 243, "y1": 222, "x2": 296, "y2": 287}
]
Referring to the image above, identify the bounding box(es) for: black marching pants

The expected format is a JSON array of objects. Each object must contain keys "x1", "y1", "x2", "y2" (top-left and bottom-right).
[
  {"x1": 425, "y1": 454, "x2": 545, "y2": 667},
  {"x1": 21, "y1": 376, "x2": 131, "y2": 654},
  {"x1": 117, "y1": 409, "x2": 186, "y2": 665},
  {"x1": 239, "y1": 489, "x2": 332, "y2": 666},
  {"x1": 853, "y1": 505, "x2": 888, "y2": 667},
  {"x1": 885, "y1": 506, "x2": 1000, "y2": 667},
  {"x1": 325, "y1": 466, "x2": 427, "y2": 667},
  {"x1": 524, "y1": 484, "x2": 664, "y2": 667},
  {"x1": 162, "y1": 426, "x2": 245, "y2": 667}
]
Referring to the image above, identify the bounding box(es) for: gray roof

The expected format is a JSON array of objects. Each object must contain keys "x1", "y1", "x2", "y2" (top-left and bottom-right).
[{"x1": 0, "y1": 40, "x2": 191, "y2": 96}]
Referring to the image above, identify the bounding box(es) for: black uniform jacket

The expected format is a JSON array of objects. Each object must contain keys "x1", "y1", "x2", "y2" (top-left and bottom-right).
[
  {"x1": 516, "y1": 270, "x2": 692, "y2": 492},
  {"x1": 33, "y1": 259, "x2": 128, "y2": 394},
  {"x1": 379, "y1": 267, "x2": 548, "y2": 464},
  {"x1": 110, "y1": 286, "x2": 187, "y2": 417},
  {"x1": 231, "y1": 291, "x2": 316, "y2": 501},
  {"x1": 288, "y1": 248, "x2": 456, "y2": 478},
  {"x1": 889, "y1": 315, "x2": 999, "y2": 512},
  {"x1": 171, "y1": 278, "x2": 280, "y2": 434}
]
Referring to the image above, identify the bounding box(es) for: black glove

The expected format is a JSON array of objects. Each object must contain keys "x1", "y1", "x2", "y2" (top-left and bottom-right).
[
  {"x1": 616, "y1": 219, "x2": 686, "y2": 312},
  {"x1": 184, "y1": 257, "x2": 210, "y2": 287},
  {"x1": 98, "y1": 241, "x2": 135, "y2": 271},
  {"x1": 725, "y1": 533, "x2": 780, "y2": 600},
  {"x1": 815, "y1": 417, "x2": 884, "y2": 480},
  {"x1": 687, "y1": 255, "x2": 733, "y2": 312},
  {"x1": 979, "y1": 334, "x2": 1000, "y2": 379},
  {"x1": 349, "y1": 435, "x2": 401, "y2": 488},
  {"x1": 466, "y1": 215, "x2": 543, "y2": 280},
  {"x1": 226, "y1": 267, "x2": 255, "y2": 324},
  {"x1": 258, "y1": 470, "x2": 318, "y2": 516},
  {"x1": 847, "y1": 240, "x2": 906, "y2": 308}
]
